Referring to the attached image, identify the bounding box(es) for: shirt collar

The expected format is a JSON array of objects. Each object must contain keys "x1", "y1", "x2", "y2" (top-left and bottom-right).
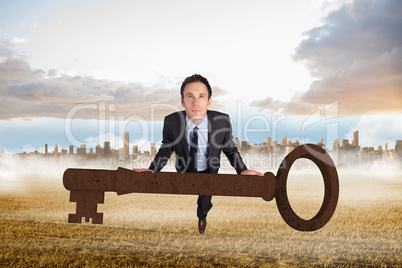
[{"x1": 186, "y1": 114, "x2": 208, "y2": 129}]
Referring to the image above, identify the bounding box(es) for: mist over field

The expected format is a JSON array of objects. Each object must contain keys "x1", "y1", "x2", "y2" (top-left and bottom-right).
[
  {"x1": 0, "y1": 143, "x2": 401, "y2": 267},
  {"x1": 0, "y1": 165, "x2": 401, "y2": 266},
  {"x1": 1, "y1": 150, "x2": 400, "y2": 173}
]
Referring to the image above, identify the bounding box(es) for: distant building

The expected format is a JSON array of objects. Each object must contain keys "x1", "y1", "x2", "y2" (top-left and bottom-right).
[
  {"x1": 241, "y1": 141, "x2": 250, "y2": 153},
  {"x1": 281, "y1": 136, "x2": 287, "y2": 146},
  {"x1": 266, "y1": 137, "x2": 272, "y2": 152},
  {"x1": 119, "y1": 148, "x2": 125, "y2": 160},
  {"x1": 272, "y1": 140, "x2": 278, "y2": 152},
  {"x1": 352, "y1": 130, "x2": 359, "y2": 149},
  {"x1": 151, "y1": 143, "x2": 156, "y2": 158},
  {"x1": 124, "y1": 132, "x2": 129, "y2": 159},
  {"x1": 396, "y1": 140, "x2": 402, "y2": 157},
  {"x1": 104, "y1": 141, "x2": 111, "y2": 158},
  {"x1": 333, "y1": 138, "x2": 339, "y2": 151},
  {"x1": 96, "y1": 145, "x2": 102, "y2": 155},
  {"x1": 132, "y1": 145, "x2": 139, "y2": 160},
  {"x1": 8, "y1": 129, "x2": 401, "y2": 169},
  {"x1": 317, "y1": 138, "x2": 325, "y2": 149},
  {"x1": 342, "y1": 139, "x2": 350, "y2": 148},
  {"x1": 234, "y1": 138, "x2": 240, "y2": 148},
  {"x1": 77, "y1": 144, "x2": 87, "y2": 156}
]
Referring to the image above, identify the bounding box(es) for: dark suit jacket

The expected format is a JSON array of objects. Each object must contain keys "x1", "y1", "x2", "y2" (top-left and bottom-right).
[{"x1": 149, "y1": 110, "x2": 247, "y2": 174}]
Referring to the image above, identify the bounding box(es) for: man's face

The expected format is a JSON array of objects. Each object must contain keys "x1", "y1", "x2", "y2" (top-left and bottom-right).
[{"x1": 181, "y1": 82, "x2": 212, "y2": 124}]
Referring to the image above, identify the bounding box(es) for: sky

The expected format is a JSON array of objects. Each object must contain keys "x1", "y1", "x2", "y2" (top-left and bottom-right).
[{"x1": 0, "y1": 0, "x2": 401, "y2": 154}]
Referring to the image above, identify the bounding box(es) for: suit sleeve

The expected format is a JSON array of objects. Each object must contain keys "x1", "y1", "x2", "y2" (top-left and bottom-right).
[
  {"x1": 222, "y1": 116, "x2": 248, "y2": 174},
  {"x1": 148, "y1": 117, "x2": 175, "y2": 172}
]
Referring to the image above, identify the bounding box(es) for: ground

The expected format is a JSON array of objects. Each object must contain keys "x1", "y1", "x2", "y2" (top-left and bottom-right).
[{"x1": 0, "y1": 169, "x2": 401, "y2": 267}]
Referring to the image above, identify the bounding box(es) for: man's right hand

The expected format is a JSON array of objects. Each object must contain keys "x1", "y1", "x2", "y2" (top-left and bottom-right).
[{"x1": 133, "y1": 168, "x2": 152, "y2": 172}]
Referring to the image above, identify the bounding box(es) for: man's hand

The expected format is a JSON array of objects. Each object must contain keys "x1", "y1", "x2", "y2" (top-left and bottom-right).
[
  {"x1": 240, "y1": 169, "x2": 264, "y2": 176},
  {"x1": 133, "y1": 168, "x2": 152, "y2": 172}
]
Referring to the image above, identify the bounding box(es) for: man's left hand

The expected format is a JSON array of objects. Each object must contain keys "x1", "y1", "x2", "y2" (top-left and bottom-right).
[{"x1": 240, "y1": 170, "x2": 264, "y2": 176}]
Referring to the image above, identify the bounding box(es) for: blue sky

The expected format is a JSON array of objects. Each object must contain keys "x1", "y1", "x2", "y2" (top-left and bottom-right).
[{"x1": 0, "y1": 0, "x2": 401, "y2": 154}]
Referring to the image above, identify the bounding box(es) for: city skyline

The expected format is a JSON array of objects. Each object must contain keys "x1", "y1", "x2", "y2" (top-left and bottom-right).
[{"x1": 2, "y1": 130, "x2": 401, "y2": 169}]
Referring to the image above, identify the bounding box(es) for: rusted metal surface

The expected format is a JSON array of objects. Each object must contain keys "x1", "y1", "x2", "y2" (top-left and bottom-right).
[
  {"x1": 63, "y1": 169, "x2": 116, "y2": 192},
  {"x1": 275, "y1": 144, "x2": 339, "y2": 231},
  {"x1": 68, "y1": 190, "x2": 104, "y2": 224},
  {"x1": 115, "y1": 168, "x2": 276, "y2": 201},
  {"x1": 63, "y1": 144, "x2": 339, "y2": 231}
]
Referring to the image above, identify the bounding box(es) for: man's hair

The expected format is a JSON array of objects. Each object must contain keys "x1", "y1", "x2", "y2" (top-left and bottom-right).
[{"x1": 180, "y1": 74, "x2": 212, "y2": 99}]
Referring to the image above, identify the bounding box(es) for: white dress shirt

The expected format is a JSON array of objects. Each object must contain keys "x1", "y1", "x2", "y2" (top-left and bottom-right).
[{"x1": 186, "y1": 115, "x2": 208, "y2": 171}]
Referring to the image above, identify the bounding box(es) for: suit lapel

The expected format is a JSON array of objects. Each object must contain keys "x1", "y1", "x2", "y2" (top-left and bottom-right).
[
  {"x1": 207, "y1": 110, "x2": 216, "y2": 161},
  {"x1": 178, "y1": 111, "x2": 189, "y2": 160}
]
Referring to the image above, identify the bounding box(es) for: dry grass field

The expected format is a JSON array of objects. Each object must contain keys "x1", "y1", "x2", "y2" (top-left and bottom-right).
[{"x1": 0, "y1": 168, "x2": 401, "y2": 267}]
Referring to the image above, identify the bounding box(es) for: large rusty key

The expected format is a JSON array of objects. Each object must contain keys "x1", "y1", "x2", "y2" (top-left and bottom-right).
[{"x1": 63, "y1": 144, "x2": 339, "y2": 231}]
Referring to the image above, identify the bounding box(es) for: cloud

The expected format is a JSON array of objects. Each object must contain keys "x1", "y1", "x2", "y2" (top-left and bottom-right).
[
  {"x1": 0, "y1": 39, "x2": 226, "y2": 121},
  {"x1": 252, "y1": 0, "x2": 402, "y2": 116},
  {"x1": 250, "y1": 95, "x2": 315, "y2": 115},
  {"x1": 0, "y1": 36, "x2": 28, "y2": 60},
  {"x1": 344, "y1": 114, "x2": 402, "y2": 149},
  {"x1": 29, "y1": 22, "x2": 40, "y2": 32}
]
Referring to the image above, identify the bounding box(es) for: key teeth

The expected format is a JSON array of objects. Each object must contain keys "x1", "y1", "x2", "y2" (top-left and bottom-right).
[
  {"x1": 92, "y1": 213, "x2": 104, "y2": 224},
  {"x1": 68, "y1": 213, "x2": 104, "y2": 224},
  {"x1": 68, "y1": 190, "x2": 105, "y2": 224}
]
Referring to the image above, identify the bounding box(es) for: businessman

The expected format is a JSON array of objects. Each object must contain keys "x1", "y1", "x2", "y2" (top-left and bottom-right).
[{"x1": 134, "y1": 74, "x2": 263, "y2": 234}]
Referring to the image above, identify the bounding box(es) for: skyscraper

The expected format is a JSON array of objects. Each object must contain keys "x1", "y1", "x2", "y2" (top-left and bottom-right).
[
  {"x1": 132, "y1": 145, "x2": 139, "y2": 160},
  {"x1": 45, "y1": 144, "x2": 48, "y2": 155},
  {"x1": 151, "y1": 143, "x2": 156, "y2": 158},
  {"x1": 396, "y1": 140, "x2": 402, "y2": 157},
  {"x1": 272, "y1": 140, "x2": 278, "y2": 151},
  {"x1": 353, "y1": 130, "x2": 359, "y2": 148},
  {"x1": 124, "y1": 132, "x2": 129, "y2": 159},
  {"x1": 266, "y1": 137, "x2": 271, "y2": 152},
  {"x1": 119, "y1": 148, "x2": 125, "y2": 160},
  {"x1": 104, "y1": 141, "x2": 111, "y2": 158},
  {"x1": 281, "y1": 136, "x2": 287, "y2": 146},
  {"x1": 333, "y1": 138, "x2": 339, "y2": 151},
  {"x1": 241, "y1": 141, "x2": 249, "y2": 153},
  {"x1": 96, "y1": 145, "x2": 102, "y2": 155},
  {"x1": 342, "y1": 139, "x2": 350, "y2": 148},
  {"x1": 77, "y1": 144, "x2": 86, "y2": 156}
]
